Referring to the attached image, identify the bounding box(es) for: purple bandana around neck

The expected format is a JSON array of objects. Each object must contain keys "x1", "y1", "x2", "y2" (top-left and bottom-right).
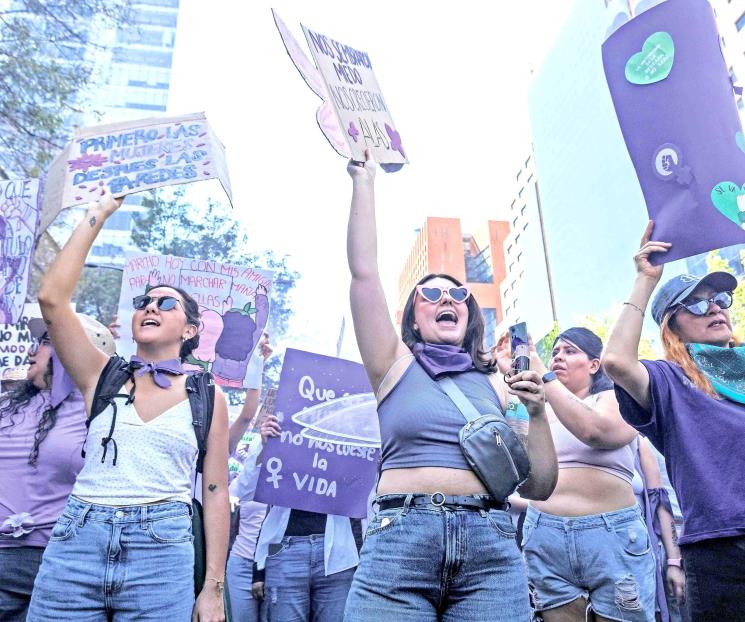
[
  {"x1": 129, "y1": 356, "x2": 184, "y2": 389},
  {"x1": 412, "y1": 342, "x2": 474, "y2": 379}
]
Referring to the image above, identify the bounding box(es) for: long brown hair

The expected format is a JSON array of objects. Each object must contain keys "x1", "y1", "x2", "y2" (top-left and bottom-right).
[
  {"x1": 660, "y1": 314, "x2": 717, "y2": 397},
  {"x1": 400, "y1": 273, "x2": 496, "y2": 374}
]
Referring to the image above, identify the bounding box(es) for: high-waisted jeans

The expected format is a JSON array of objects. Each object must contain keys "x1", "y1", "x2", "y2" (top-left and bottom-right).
[
  {"x1": 344, "y1": 494, "x2": 532, "y2": 621},
  {"x1": 27, "y1": 496, "x2": 194, "y2": 621}
]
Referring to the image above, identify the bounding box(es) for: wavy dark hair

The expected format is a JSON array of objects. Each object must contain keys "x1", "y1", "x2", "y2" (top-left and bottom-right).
[
  {"x1": 401, "y1": 273, "x2": 496, "y2": 374},
  {"x1": 0, "y1": 360, "x2": 59, "y2": 465},
  {"x1": 145, "y1": 284, "x2": 201, "y2": 361}
]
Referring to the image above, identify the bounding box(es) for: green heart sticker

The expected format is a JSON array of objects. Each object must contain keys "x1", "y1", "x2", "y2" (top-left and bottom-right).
[
  {"x1": 625, "y1": 32, "x2": 674, "y2": 85},
  {"x1": 711, "y1": 181, "x2": 745, "y2": 228}
]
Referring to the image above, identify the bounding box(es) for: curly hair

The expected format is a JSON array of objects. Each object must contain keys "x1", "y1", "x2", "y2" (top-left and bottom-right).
[
  {"x1": 0, "y1": 360, "x2": 59, "y2": 465},
  {"x1": 400, "y1": 273, "x2": 496, "y2": 374}
]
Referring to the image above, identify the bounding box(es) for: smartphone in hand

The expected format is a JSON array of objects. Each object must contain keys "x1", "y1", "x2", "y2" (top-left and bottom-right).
[{"x1": 509, "y1": 322, "x2": 530, "y2": 375}]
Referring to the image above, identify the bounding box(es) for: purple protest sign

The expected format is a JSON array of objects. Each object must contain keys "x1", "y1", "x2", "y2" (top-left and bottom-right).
[
  {"x1": 254, "y1": 348, "x2": 379, "y2": 518},
  {"x1": 603, "y1": 0, "x2": 745, "y2": 264}
]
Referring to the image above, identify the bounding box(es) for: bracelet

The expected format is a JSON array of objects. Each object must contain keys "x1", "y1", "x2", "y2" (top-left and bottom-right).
[
  {"x1": 207, "y1": 577, "x2": 225, "y2": 594},
  {"x1": 623, "y1": 301, "x2": 645, "y2": 316},
  {"x1": 666, "y1": 558, "x2": 682, "y2": 568}
]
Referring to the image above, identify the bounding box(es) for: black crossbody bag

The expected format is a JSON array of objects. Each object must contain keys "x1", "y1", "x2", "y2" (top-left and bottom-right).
[{"x1": 437, "y1": 376, "x2": 531, "y2": 500}]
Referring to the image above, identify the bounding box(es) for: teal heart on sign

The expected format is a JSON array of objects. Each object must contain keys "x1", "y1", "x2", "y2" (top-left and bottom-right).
[
  {"x1": 625, "y1": 32, "x2": 675, "y2": 85},
  {"x1": 736, "y1": 131, "x2": 745, "y2": 155},
  {"x1": 711, "y1": 181, "x2": 745, "y2": 227}
]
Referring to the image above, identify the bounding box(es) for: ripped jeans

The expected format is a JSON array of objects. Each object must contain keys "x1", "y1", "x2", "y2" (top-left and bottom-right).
[
  {"x1": 522, "y1": 505, "x2": 655, "y2": 622},
  {"x1": 263, "y1": 534, "x2": 354, "y2": 622}
]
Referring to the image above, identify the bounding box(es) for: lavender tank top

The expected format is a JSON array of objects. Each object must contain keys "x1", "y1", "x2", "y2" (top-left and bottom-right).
[{"x1": 551, "y1": 393, "x2": 635, "y2": 484}]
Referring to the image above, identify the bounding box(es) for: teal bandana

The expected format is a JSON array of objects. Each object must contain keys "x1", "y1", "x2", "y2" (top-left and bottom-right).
[{"x1": 687, "y1": 343, "x2": 745, "y2": 404}]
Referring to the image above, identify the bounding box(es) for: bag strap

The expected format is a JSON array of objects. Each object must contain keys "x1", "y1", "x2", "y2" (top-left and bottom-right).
[
  {"x1": 437, "y1": 376, "x2": 483, "y2": 424},
  {"x1": 187, "y1": 371, "x2": 216, "y2": 474}
]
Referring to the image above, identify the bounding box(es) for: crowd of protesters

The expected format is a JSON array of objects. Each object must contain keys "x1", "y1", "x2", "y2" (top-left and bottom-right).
[{"x1": 1, "y1": 154, "x2": 744, "y2": 622}]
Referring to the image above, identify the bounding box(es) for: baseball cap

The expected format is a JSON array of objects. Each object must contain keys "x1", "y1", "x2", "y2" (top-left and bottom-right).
[{"x1": 651, "y1": 272, "x2": 738, "y2": 326}]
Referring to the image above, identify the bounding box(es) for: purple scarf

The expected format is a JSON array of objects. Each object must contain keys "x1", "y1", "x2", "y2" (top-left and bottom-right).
[
  {"x1": 129, "y1": 356, "x2": 184, "y2": 389},
  {"x1": 412, "y1": 342, "x2": 474, "y2": 379}
]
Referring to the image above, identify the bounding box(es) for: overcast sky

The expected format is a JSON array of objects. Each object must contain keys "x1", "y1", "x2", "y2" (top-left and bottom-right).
[{"x1": 166, "y1": 0, "x2": 575, "y2": 357}]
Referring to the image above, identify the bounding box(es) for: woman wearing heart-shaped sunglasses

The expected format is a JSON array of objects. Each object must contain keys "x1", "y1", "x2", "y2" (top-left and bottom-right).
[
  {"x1": 604, "y1": 222, "x2": 745, "y2": 620},
  {"x1": 342, "y1": 152, "x2": 558, "y2": 621}
]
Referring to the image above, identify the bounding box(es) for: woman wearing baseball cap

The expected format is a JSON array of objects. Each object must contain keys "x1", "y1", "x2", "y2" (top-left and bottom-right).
[
  {"x1": 604, "y1": 222, "x2": 745, "y2": 620},
  {"x1": 0, "y1": 314, "x2": 115, "y2": 619}
]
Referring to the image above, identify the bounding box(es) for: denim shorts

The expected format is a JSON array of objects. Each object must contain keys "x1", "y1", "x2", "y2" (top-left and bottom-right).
[
  {"x1": 27, "y1": 496, "x2": 195, "y2": 621},
  {"x1": 522, "y1": 504, "x2": 656, "y2": 622},
  {"x1": 344, "y1": 494, "x2": 531, "y2": 621}
]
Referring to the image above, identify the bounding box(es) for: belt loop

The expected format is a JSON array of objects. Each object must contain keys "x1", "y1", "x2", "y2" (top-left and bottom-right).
[
  {"x1": 77, "y1": 504, "x2": 92, "y2": 528},
  {"x1": 602, "y1": 513, "x2": 613, "y2": 532},
  {"x1": 140, "y1": 505, "x2": 148, "y2": 529},
  {"x1": 402, "y1": 493, "x2": 414, "y2": 515}
]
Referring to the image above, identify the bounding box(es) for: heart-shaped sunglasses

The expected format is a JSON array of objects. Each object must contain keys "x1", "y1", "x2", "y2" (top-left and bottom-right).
[{"x1": 415, "y1": 285, "x2": 471, "y2": 304}]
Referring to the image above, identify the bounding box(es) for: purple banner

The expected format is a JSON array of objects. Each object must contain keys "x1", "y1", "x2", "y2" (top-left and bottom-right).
[
  {"x1": 254, "y1": 348, "x2": 379, "y2": 518},
  {"x1": 603, "y1": 0, "x2": 745, "y2": 264}
]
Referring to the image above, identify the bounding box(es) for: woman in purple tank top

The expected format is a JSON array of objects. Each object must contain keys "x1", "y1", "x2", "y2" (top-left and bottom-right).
[
  {"x1": 504, "y1": 327, "x2": 675, "y2": 621},
  {"x1": 342, "y1": 152, "x2": 558, "y2": 621},
  {"x1": 0, "y1": 315, "x2": 114, "y2": 620}
]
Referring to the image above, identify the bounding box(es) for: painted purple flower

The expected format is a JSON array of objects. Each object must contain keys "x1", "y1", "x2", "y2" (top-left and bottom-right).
[
  {"x1": 385, "y1": 124, "x2": 406, "y2": 159},
  {"x1": 347, "y1": 122, "x2": 360, "y2": 143},
  {"x1": 2, "y1": 512, "x2": 34, "y2": 537}
]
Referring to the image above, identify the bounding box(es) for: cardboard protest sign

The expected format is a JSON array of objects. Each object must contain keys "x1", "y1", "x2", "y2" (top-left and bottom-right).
[
  {"x1": 254, "y1": 348, "x2": 380, "y2": 518},
  {"x1": 0, "y1": 303, "x2": 41, "y2": 380},
  {"x1": 1, "y1": 179, "x2": 41, "y2": 324},
  {"x1": 40, "y1": 112, "x2": 232, "y2": 234},
  {"x1": 603, "y1": 0, "x2": 745, "y2": 264},
  {"x1": 116, "y1": 253, "x2": 273, "y2": 389}
]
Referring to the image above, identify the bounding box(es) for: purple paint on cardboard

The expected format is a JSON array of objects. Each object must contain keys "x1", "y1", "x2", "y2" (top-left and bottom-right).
[
  {"x1": 254, "y1": 349, "x2": 379, "y2": 518},
  {"x1": 602, "y1": 0, "x2": 745, "y2": 264}
]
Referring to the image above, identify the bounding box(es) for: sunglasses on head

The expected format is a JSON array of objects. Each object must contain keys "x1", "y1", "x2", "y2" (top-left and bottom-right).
[
  {"x1": 675, "y1": 291, "x2": 733, "y2": 317},
  {"x1": 415, "y1": 284, "x2": 471, "y2": 304},
  {"x1": 132, "y1": 294, "x2": 181, "y2": 312}
]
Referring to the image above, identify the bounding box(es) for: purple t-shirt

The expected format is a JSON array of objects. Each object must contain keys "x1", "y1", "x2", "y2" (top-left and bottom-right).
[
  {"x1": 0, "y1": 390, "x2": 86, "y2": 548},
  {"x1": 615, "y1": 360, "x2": 745, "y2": 545}
]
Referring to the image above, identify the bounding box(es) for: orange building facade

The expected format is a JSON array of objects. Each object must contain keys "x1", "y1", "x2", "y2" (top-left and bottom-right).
[{"x1": 397, "y1": 217, "x2": 511, "y2": 347}]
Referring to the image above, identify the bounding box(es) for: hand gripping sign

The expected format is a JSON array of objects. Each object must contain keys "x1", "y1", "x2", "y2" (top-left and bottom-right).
[{"x1": 603, "y1": 0, "x2": 745, "y2": 264}]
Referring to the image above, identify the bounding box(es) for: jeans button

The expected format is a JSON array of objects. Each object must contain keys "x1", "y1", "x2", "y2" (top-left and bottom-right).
[{"x1": 115, "y1": 510, "x2": 124, "y2": 518}]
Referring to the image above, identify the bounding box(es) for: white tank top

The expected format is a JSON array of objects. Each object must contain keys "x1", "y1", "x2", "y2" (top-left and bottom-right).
[{"x1": 72, "y1": 396, "x2": 198, "y2": 506}]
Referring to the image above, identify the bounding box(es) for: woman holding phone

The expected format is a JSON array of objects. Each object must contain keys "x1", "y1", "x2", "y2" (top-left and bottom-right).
[
  {"x1": 342, "y1": 153, "x2": 557, "y2": 621},
  {"x1": 499, "y1": 327, "x2": 660, "y2": 622}
]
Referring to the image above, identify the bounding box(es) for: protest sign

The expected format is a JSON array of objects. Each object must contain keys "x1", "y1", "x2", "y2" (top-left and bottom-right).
[
  {"x1": 116, "y1": 253, "x2": 273, "y2": 389},
  {"x1": 40, "y1": 112, "x2": 232, "y2": 234},
  {"x1": 603, "y1": 0, "x2": 745, "y2": 264},
  {"x1": 254, "y1": 348, "x2": 380, "y2": 518},
  {"x1": 0, "y1": 303, "x2": 41, "y2": 380},
  {"x1": 1, "y1": 179, "x2": 41, "y2": 325}
]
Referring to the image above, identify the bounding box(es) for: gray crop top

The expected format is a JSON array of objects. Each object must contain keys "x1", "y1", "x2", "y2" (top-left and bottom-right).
[{"x1": 378, "y1": 360, "x2": 503, "y2": 471}]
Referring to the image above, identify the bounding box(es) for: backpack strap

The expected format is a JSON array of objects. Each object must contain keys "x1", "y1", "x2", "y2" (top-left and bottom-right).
[{"x1": 187, "y1": 371, "x2": 216, "y2": 474}]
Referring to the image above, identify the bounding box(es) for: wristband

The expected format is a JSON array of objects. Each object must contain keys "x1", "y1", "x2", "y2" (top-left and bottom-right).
[
  {"x1": 666, "y1": 558, "x2": 682, "y2": 568},
  {"x1": 541, "y1": 371, "x2": 558, "y2": 384},
  {"x1": 623, "y1": 301, "x2": 645, "y2": 316}
]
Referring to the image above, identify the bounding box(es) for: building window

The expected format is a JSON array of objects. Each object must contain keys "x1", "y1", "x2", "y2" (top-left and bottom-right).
[
  {"x1": 517, "y1": 252, "x2": 523, "y2": 263},
  {"x1": 523, "y1": 222, "x2": 528, "y2": 231},
  {"x1": 525, "y1": 156, "x2": 531, "y2": 167},
  {"x1": 520, "y1": 205, "x2": 526, "y2": 216},
  {"x1": 511, "y1": 281, "x2": 517, "y2": 290},
  {"x1": 507, "y1": 244, "x2": 512, "y2": 255},
  {"x1": 516, "y1": 170, "x2": 522, "y2": 181},
  {"x1": 463, "y1": 242, "x2": 494, "y2": 283},
  {"x1": 481, "y1": 308, "x2": 497, "y2": 349},
  {"x1": 518, "y1": 187, "x2": 524, "y2": 198},
  {"x1": 509, "y1": 262, "x2": 514, "y2": 273},
  {"x1": 515, "y1": 234, "x2": 521, "y2": 245},
  {"x1": 737, "y1": 11, "x2": 745, "y2": 31},
  {"x1": 510, "y1": 200, "x2": 516, "y2": 211},
  {"x1": 512, "y1": 217, "x2": 518, "y2": 228}
]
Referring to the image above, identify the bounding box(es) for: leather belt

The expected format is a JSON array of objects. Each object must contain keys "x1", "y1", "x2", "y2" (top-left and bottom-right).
[{"x1": 377, "y1": 492, "x2": 507, "y2": 512}]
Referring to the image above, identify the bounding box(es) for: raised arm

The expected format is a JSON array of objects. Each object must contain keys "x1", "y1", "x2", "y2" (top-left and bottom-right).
[
  {"x1": 37, "y1": 193, "x2": 123, "y2": 402},
  {"x1": 346, "y1": 154, "x2": 408, "y2": 390},
  {"x1": 603, "y1": 222, "x2": 670, "y2": 410}
]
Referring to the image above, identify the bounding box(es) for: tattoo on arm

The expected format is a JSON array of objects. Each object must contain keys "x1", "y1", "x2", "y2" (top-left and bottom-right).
[
  {"x1": 208, "y1": 484, "x2": 217, "y2": 492},
  {"x1": 88, "y1": 216, "x2": 97, "y2": 228}
]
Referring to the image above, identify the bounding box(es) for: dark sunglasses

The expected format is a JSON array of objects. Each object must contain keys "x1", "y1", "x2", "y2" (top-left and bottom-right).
[
  {"x1": 415, "y1": 284, "x2": 471, "y2": 304},
  {"x1": 28, "y1": 334, "x2": 51, "y2": 356},
  {"x1": 132, "y1": 294, "x2": 181, "y2": 312},
  {"x1": 676, "y1": 291, "x2": 733, "y2": 317}
]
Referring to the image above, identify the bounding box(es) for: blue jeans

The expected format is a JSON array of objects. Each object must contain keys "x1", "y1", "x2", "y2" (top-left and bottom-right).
[
  {"x1": 27, "y1": 497, "x2": 194, "y2": 621},
  {"x1": 0, "y1": 546, "x2": 45, "y2": 620},
  {"x1": 264, "y1": 534, "x2": 355, "y2": 622},
  {"x1": 227, "y1": 552, "x2": 266, "y2": 622},
  {"x1": 344, "y1": 496, "x2": 531, "y2": 621},
  {"x1": 522, "y1": 505, "x2": 656, "y2": 621}
]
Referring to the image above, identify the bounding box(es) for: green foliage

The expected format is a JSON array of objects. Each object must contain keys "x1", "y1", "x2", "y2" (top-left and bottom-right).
[
  {"x1": 130, "y1": 188, "x2": 300, "y2": 390},
  {"x1": 73, "y1": 264, "x2": 123, "y2": 324},
  {"x1": 0, "y1": 0, "x2": 130, "y2": 178},
  {"x1": 572, "y1": 306, "x2": 660, "y2": 360},
  {"x1": 706, "y1": 250, "x2": 745, "y2": 339},
  {"x1": 535, "y1": 322, "x2": 559, "y2": 366}
]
